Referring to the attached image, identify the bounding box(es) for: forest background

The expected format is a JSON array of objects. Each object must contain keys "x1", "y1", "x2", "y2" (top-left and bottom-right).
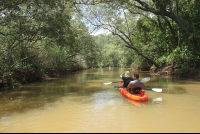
[{"x1": 1, "y1": 0, "x2": 200, "y2": 87}]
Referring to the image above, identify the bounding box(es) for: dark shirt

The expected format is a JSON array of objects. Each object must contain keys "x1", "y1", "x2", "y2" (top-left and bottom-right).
[{"x1": 122, "y1": 77, "x2": 134, "y2": 87}]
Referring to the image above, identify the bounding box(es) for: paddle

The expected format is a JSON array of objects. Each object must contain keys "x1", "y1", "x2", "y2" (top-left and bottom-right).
[
  {"x1": 113, "y1": 86, "x2": 162, "y2": 92},
  {"x1": 103, "y1": 81, "x2": 123, "y2": 85},
  {"x1": 103, "y1": 77, "x2": 150, "y2": 85},
  {"x1": 104, "y1": 77, "x2": 162, "y2": 92},
  {"x1": 144, "y1": 88, "x2": 162, "y2": 92}
]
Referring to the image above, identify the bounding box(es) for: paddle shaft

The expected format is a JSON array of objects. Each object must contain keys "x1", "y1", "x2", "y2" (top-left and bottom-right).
[
  {"x1": 111, "y1": 81, "x2": 123, "y2": 83},
  {"x1": 114, "y1": 86, "x2": 153, "y2": 90},
  {"x1": 114, "y1": 86, "x2": 162, "y2": 92},
  {"x1": 103, "y1": 77, "x2": 150, "y2": 85}
]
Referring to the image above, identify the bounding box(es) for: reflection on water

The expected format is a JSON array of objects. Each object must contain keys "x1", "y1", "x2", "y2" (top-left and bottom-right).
[
  {"x1": 0, "y1": 67, "x2": 200, "y2": 132},
  {"x1": 0, "y1": 68, "x2": 114, "y2": 118}
]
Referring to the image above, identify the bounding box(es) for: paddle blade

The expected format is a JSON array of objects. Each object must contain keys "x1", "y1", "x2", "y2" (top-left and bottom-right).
[
  {"x1": 152, "y1": 88, "x2": 162, "y2": 92},
  {"x1": 141, "y1": 77, "x2": 150, "y2": 82},
  {"x1": 103, "y1": 82, "x2": 112, "y2": 85}
]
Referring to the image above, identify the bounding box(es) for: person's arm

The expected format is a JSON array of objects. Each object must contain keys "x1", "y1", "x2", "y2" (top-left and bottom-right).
[
  {"x1": 127, "y1": 83, "x2": 132, "y2": 91},
  {"x1": 120, "y1": 72, "x2": 126, "y2": 79}
]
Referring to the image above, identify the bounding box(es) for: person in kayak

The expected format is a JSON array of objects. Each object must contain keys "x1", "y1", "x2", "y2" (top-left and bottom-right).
[
  {"x1": 120, "y1": 71, "x2": 134, "y2": 87},
  {"x1": 128, "y1": 73, "x2": 145, "y2": 94}
]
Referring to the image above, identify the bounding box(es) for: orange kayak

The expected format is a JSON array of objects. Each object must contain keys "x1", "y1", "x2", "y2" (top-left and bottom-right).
[{"x1": 119, "y1": 82, "x2": 148, "y2": 102}]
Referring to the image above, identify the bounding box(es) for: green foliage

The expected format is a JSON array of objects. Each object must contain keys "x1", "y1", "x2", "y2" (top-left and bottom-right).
[
  {"x1": 0, "y1": 0, "x2": 102, "y2": 86},
  {"x1": 93, "y1": 34, "x2": 131, "y2": 67},
  {"x1": 1, "y1": 0, "x2": 200, "y2": 86},
  {"x1": 87, "y1": 0, "x2": 200, "y2": 73}
]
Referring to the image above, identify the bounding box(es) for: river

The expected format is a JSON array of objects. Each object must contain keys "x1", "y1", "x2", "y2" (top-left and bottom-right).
[{"x1": 0, "y1": 67, "x2": 200, "y2": 133}]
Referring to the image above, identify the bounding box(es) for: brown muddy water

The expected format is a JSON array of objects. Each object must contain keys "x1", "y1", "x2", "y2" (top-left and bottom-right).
[{"x1": 0, "y1": 67, "x2": 200, "y2": 133}]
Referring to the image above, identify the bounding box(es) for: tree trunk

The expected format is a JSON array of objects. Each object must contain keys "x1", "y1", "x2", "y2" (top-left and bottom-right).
[
  {"x1": 107, "y1": 27, "x2": 160, "y2": 68},
  {"x1": 126, "y1": 45, "x2": 160, "y2": 68}
]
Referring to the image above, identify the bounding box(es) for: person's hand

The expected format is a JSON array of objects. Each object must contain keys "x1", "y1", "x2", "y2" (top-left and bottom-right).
[{"x1": 120, "y1": 72, "x2": 125, "y2": 78}]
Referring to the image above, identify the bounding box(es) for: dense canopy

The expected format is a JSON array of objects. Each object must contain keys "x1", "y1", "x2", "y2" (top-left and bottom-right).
[{"x1": 1, "y1": 0, "x2": 200, "y2": 86}]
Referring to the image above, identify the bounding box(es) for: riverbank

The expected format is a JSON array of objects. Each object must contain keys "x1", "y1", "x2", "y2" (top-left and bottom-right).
[
  {"x1": 149, "y1": 63, "x2": 181, "y2": 76},
  {"x1": 150, "y1": 63, "x2": 200, "y2": 80},
  {"x1": 132, "y1": 62, "x2": 200, "y2": 80},
  {"x1": 0, "y1": 66, "x2": 93, "y2": 89}
]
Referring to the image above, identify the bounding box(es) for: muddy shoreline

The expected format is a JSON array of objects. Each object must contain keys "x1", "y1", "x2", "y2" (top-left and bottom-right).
[
  {"x1": 150, "y1": 64, "x2": 200, "y2": 80},
  {"x1": 132, "y1": 63, "x2": 200, "y2": 80},
  {"x1": 0, "y1": 67, "x2": 95, "y2": 89}
]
